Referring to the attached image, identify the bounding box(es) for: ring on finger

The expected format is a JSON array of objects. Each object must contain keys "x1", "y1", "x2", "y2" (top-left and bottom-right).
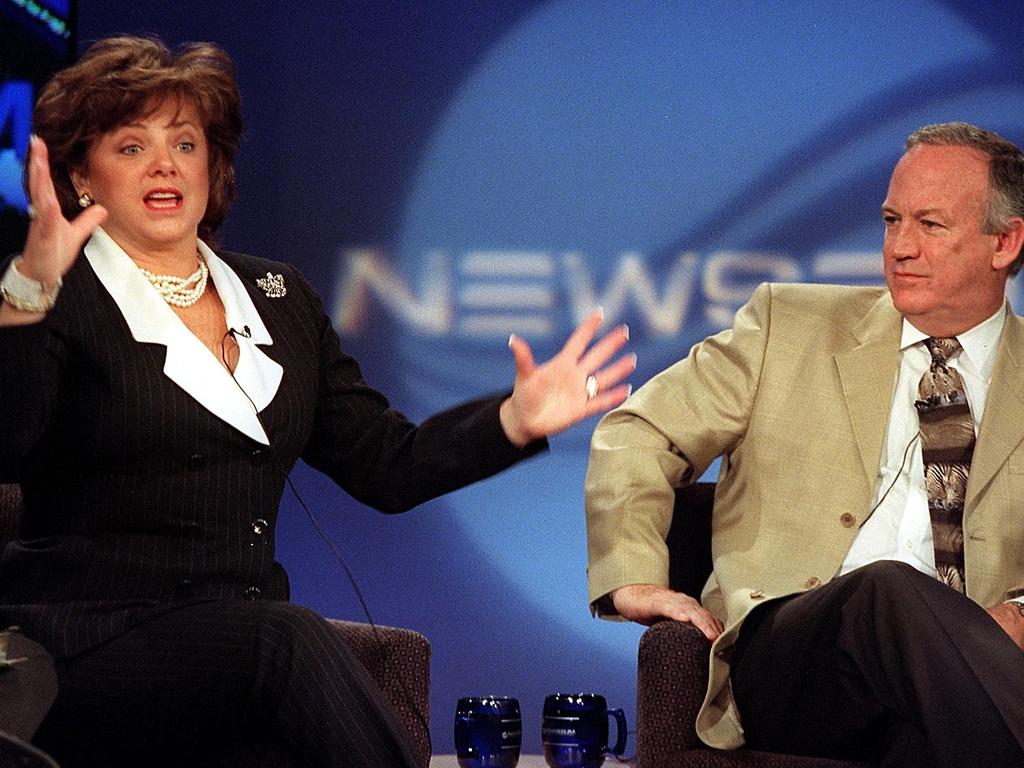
[{"x1": 585, "y1": 374, "x2": 599, "y2": 399}]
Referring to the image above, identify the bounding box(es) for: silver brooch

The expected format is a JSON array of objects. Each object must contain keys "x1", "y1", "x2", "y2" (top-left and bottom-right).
[{"x1": 256, "y1": 272, "x2": 286, "y2": 298}]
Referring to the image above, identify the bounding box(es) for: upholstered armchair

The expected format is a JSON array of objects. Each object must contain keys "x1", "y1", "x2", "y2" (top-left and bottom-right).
[
  {"x1": 634, "y1": 483, "x2": 873, "y2": 768},
  {"x1": 0, "y1": 484, "x2": 432, "y2": 768}
]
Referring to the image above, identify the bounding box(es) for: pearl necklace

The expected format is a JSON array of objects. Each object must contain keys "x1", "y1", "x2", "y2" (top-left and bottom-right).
[{"x1": 139, "y1": 256, "x2": 209, "y2": 308}]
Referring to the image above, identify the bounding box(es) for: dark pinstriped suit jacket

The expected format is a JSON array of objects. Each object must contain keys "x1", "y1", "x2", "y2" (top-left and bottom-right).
[{"x1": 0, "y1": 248, "x2": 541, "y2": 659}]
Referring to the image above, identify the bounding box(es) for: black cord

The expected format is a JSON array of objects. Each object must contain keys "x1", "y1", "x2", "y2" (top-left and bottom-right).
[
  {"x1": 865, "y1": 429, "x2": 921, "y2": 520},
  {"x1": 219, "y1": 328, "x2": 432, "y2": 751}
]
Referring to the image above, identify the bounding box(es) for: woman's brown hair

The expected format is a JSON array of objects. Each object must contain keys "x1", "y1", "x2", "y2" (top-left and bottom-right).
[{"x1": 32, "y1": 35, "x2": 242, "y2": 244}]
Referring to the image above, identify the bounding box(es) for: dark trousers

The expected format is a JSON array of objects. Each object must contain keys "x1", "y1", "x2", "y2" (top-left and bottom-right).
[
  {"x1": 731, "y1": 560, "x2": 1024, "y2": 768},
  {"x1": 33, "y1": 601, "x2": 418, "y2": 768}
]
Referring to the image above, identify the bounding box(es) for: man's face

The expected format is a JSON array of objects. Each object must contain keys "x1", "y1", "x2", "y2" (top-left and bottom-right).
[{"x1": 882, "y1": 144, "x2": 1011, "y2": 336}]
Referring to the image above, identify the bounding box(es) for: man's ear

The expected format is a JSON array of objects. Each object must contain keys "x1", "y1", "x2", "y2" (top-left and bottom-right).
[{"x1": 993, "y1": 217, "x2": 1024, "y2": 271}]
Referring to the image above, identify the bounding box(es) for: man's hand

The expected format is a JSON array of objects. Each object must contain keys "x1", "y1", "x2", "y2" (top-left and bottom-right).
[
  {"x1": 988, "y1": 602, "x2": 1024, "y2": 650},
  {"x1": 611, "y1": 583, "x2": 723, "y2": 640}
]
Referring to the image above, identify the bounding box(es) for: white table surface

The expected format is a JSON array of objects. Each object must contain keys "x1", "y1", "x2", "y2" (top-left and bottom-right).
[
  {"x1": 430, "y1": 758, "x2": 548, "y2": 768},
  {"x1": 430, "y1": 757, "x2": 635, "y2": 767}
]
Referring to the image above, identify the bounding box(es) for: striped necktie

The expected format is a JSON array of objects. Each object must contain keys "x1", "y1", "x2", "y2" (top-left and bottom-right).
[{"x1": 915, "y1": 337, "x2": 972, "y2": 593}]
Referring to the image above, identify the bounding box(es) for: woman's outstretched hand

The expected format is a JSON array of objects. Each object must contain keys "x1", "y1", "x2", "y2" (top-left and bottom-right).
[
  {"x1": 2, "y1": 137, "x2": 106, "y2": 325},
  {"x1": 499, "y1": 308, "x2": 635, "y2": 446}
]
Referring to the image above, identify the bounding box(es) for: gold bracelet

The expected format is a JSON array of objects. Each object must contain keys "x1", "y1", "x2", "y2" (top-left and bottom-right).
[
  {"x1": 0, "y1": 257, "x2": 61, "y2": 313},
  {"x1": 1, "y1": 286, "x2": 55, "y2": 313}
]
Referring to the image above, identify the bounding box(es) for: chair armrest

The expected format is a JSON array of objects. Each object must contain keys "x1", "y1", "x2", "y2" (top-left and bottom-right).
[
  {"x1": 0, "y1": 629, "x2": 57, "y2": 742},
  {"x1": 637, "y1": 620, "x2": 711, "y2": 765},
  {"x1": 328, "y1": 619, "x2": 431, "y2": 768}
]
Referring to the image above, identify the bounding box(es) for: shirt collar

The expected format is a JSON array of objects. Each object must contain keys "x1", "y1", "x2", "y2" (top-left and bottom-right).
[
  {"x1": 899, "y1": 302, "x2": 1007, "y2": 381},
  {"x1": 84, "y1": 227, "x2": 283, "y2": 444}
]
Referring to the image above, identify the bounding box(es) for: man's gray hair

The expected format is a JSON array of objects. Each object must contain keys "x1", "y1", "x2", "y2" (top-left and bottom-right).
[{"x1": 907, "y1": 122, "x2": 1024, "y2": 274}]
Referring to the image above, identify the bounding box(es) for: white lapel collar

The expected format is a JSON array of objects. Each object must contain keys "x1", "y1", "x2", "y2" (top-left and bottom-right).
[
  {"x1": 84, "y1": 228, "x2": 282, "y2": 445},
  {"x1": 199, "y1": 241, "x2": 283, "y2": 416}
]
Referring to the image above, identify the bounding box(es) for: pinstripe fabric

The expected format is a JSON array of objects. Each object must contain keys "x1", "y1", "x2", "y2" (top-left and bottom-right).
[
  {"x1": 0, "y1": 250, "x2": 544, "y2": 766},
  {"x1": 34, "y1": 601, "x2": 417, "y2": 768}
]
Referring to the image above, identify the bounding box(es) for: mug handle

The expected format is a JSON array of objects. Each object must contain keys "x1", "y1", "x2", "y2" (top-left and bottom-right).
[{"x1": 606, "y1": 708, "x2": 628, "y2": 756}]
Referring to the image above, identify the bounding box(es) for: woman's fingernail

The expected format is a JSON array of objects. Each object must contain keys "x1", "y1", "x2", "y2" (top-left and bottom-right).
[
  {"x1": 622, "y1": 324, "x2": 630, "y2": 340},
  {"x1": 508, "y1": 333, "x2": 516, "y2": 348}
]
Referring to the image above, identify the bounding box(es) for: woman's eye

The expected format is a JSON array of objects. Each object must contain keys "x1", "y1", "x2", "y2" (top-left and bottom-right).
[
  {"x1": 119, "y1": 144, "x2": 142, "y2": 155},
  {"x1": 177, "y1": 142, "x2": 195, "y2": 152}
]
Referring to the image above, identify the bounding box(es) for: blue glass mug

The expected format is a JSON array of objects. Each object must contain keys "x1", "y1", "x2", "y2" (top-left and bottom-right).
[
  {"x1": 542, "y1": 693, "x2": 627, "y2": 768},
  {"x1": 454, "y1": 696, "x2": 522, "y2": 768}
]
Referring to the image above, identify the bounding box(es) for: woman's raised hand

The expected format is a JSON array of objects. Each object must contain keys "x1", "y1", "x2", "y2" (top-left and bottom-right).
[{"x1": 20, "y1": 135, "x2": 107, "y2": 286}]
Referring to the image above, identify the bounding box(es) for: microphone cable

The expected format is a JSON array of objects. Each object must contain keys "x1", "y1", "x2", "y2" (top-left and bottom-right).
[
  {"x1": 864, "y1": 429, "x2": 921, "y2": 520},
  {"x1": 220, "y1": 326, "x2": 432, "y2": 753}
]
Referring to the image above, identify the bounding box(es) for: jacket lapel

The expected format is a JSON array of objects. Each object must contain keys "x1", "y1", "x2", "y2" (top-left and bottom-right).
[
  {"x1": 968, "y1": 311, "x2": 1024, "y2": 507},
  {"x1": 834, "y1": 293, "x2": 902, "y2": 486},
  {"x1": 199, "y1": 241, "x2": 284, "y2": 416},
  {"x1": 84, "y1": 229, "x2": 282, "y2": 445}
]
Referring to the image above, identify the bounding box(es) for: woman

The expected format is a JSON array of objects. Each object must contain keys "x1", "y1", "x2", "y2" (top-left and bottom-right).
[{"x1": 0, "y1": 37, "x2": 633, "y2": 767}]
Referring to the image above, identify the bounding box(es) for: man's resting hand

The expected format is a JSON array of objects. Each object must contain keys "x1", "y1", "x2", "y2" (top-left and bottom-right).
[
  {"x1": 611, "y1": 583, "x2": 723, "y2": 640},
  {"x1": 988, "y1": 602, "x2": 1024, "y2": 651}
]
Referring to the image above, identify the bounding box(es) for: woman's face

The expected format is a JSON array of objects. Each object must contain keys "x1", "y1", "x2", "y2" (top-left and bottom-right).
[{"x1": 72, "y1": 97, "x2": 210, "y2": 262}]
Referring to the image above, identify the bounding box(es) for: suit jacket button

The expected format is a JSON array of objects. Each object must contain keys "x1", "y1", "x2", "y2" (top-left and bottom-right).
[
  {"x1": 804, "y1": 577, "x2": 821, "y2": 589},
  {"x1": 243, "y1": 586, "x2": 262, "y2": 600},
  {"x1": 251, "y1": 519, "x2": 268, "y2": 535},
  {"x1": 839, "y1": 512, "x2": 857, "y2": 528},
  {"x1": 250, "y1": 448, "x2": 269, "y2": 466},
  {"x1": 187, "y1": 453, "x2": 206, "y2": 470}
]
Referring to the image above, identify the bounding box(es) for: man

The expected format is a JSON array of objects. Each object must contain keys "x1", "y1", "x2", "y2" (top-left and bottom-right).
[{"x1": 585, "y1": 122, "x2": 1024, "y2": 767}]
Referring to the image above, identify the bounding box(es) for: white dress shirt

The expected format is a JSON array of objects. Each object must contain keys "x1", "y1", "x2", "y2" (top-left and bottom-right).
[{"x1": 840, "y1": 304, "x2": 1006, "y2": 578}]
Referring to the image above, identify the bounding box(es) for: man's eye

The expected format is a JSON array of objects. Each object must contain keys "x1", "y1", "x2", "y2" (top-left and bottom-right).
[{"x1": 922, "y1": 220, "x2": 942, "y2": 230}]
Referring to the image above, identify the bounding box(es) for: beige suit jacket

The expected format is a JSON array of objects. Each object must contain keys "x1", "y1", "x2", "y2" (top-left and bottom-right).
[{"x1": 585, "y1": 282, "x2": 1024, "y2": 749}]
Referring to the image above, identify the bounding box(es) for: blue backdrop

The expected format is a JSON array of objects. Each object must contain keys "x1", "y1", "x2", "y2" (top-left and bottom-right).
[{"x1": 23, "y1": 0, "x2": 1024, "y2": 754}]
